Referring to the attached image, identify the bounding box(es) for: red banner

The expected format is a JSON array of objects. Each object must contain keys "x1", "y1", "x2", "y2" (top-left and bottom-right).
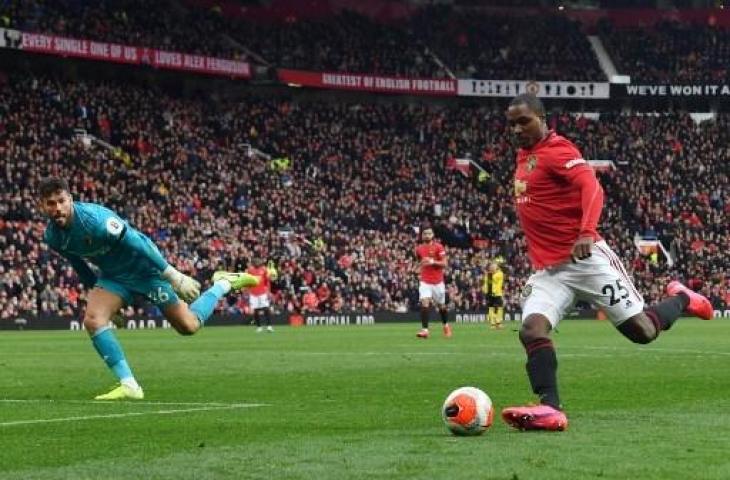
[
  {"x1": 19, "y1": 31, "x2": 251, "y2": 78},
  {"x1": 278, "y1": 69, "x2": 457, "y2": 96}
]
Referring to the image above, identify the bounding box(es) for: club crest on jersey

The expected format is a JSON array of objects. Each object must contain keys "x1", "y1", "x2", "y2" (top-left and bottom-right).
[{"x1": 526, "y1": 154, "x2": 538, "y2": 172}]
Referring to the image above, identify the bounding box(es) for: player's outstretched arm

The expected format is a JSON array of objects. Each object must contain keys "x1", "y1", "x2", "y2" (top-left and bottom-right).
[
  {"x1": 113, "y1": 224, "x2": 169, "y2": 272},
  {"x1": 113, "y1": 226, "x2": 200, "y2": 302}
]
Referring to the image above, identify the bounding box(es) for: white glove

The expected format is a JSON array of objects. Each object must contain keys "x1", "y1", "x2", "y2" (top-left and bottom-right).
[{"x1": 162, "y1": 266, "x2": 201, "y2": 303}]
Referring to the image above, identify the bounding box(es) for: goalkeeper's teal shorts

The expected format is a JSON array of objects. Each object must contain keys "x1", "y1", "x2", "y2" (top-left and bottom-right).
[{"x1": 96, "y1": 276, "x2": 180, "y2": 309}]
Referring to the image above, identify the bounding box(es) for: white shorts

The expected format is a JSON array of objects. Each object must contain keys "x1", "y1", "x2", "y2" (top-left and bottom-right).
[
  {"x1": 521, "y1": 241, "x2": 644, "y2": 327},
  {"x1": 249, "y1": 293, "x2": 270, "y2": 310},
  {"x1": 419, "y1": 281, "x2": 446, "y2": 305}
]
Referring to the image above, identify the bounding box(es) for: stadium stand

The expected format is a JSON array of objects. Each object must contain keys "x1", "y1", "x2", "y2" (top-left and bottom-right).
[
  {"x1": 0, "y1": 73, "x2": 726, "y2": 320},
  {"x1": 600, "y1": 20, "x2": 730, "y2": 83},
  {"x1": 0, "y1": 0, "x2": 245, "y2": 58},
  {"x1": 411, "y1": 6, "x2": 605, "y2": 80},
  {"x1": 1, "y1": 2, "x2": 603, "y2": 80}
]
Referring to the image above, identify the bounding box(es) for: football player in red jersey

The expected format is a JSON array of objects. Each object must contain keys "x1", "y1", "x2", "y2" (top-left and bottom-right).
[
  {"x1": 246, "y1": 257, "x2": 273, "y2": 332},
  {"x1": 501, "y1": 94, "x2": 713, "y2": 431},
  {"x1": 415, "y1": 228, "x2": 452, "y2": 338}
]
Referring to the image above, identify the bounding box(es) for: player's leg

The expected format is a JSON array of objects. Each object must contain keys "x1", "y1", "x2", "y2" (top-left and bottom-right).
[
  {"x1": 264, "y1": 307, "x2": 274, "y2": 332},
  {"x1": 487, "y1": 297, "x2": 497, "y2": 328},
  {"x1": 501, "y1": 272, "x2": 573, "y2": 431},
  {"x1": 417, "y1": 281, "x2": 432, "y2": 338},
  {"x1": 85, "y1": 282, "x2": 144, "y2": 400},
  {"x1": 253, "y1": 309, "x2": 263, "y2": 332},
  {"x1": 588, "y1": 243, "x2": 712, "y2": 343},
  {"x1": 434, "y1": 282, "x2": 451, "y2": 337},
  {"x1": 616, "y1": 295, "x2": 690, "y2": 345},
  {"x1": 520, "y1": 313, "x2": 558, "y2": 407},
  {"x1": 252, "y1": 294, "x2": 273, "y2": 332},
  {"x1": 161, "y1": 271, "x2": 260, "y2": 335},
  {"x1": 495, "y1": 296, "x2": 505, "y2": 328},
  {"x1": 634, "y1": 283, "x2": 715, "y2": 340}
]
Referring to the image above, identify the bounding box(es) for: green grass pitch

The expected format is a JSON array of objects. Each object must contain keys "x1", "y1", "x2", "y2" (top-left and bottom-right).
[{"x1": 1, "y1": 320, "x2": 729, "y2": 480}]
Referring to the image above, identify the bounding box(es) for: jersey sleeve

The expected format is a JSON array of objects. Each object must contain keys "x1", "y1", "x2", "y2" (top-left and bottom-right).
[
  {"x1": 544, "y1": 141, "x2": 595, "y2": 182},
  {"x1": 94, "y1": 207, "x2": 170, "y2": 272},
  {"x1": 117, "y1": 229, "x2": 169, "y2": 272},
  {"x1": 546, "y1": 141, "x2": 604, "y2": 237}
]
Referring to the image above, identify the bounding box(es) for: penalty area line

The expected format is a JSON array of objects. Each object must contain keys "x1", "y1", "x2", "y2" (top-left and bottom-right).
[{"x1": 0, "y1": 403, "x2": 267, "y2": 428}]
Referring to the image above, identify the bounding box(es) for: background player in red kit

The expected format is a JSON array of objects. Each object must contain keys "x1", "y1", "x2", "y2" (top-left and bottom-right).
[
  {"x1": 247, "y1": 257, "x2": 274, "y2": 332},
  {"x1": 415, "y1": 228, "x2": 452, "y2": 339},
  {"x1": 501, "y1": 94, "x2": 714, "y2": 431}
]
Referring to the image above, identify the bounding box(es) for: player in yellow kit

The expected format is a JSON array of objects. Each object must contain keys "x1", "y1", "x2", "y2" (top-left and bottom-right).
[{"x1": 482, "y1": 261, "x2": 505, "y2": 329}]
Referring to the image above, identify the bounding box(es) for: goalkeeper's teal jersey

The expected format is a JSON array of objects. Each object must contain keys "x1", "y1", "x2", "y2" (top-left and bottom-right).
[{"x1": 43, "y1": 202, "x2": 168, "y2": 283}]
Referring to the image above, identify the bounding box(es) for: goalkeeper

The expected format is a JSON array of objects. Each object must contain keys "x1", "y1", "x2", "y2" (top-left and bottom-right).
[{"x1": 39, "y1": 177, "x2": 260, "y2": 400}]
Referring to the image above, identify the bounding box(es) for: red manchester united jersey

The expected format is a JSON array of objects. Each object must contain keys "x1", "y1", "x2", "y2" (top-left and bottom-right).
[
  {"x1": 416, "y1": 242, "x2": 446, "y2": 284},
  {"x1": 247, "y1": 265, "x2": 270, "y2": 295},
  {"x1": 514, "y1": 131, "x2": 604, "y2": 269}
]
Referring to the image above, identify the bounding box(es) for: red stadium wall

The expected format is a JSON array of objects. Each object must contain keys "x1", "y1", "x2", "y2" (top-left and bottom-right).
[{"x1": 568, "y1": 8, "x2": 730, "y2": 28}]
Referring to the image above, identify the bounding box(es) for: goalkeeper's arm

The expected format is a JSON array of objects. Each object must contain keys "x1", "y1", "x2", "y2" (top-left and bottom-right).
[{"x1": 115, "y1": 227, "x2": 200, "y2": 302}]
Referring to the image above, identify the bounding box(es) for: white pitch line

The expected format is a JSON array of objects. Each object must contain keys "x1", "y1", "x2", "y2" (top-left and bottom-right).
[
  {"x1": 575, "y1": 345, "x2": 730, "y2": 357},
  {"x1": 0, "y1": 399, "x2": 255, "y2": 407},
  {"x1": 0, "y1": 403, "x2": 267, "y2": 428}
]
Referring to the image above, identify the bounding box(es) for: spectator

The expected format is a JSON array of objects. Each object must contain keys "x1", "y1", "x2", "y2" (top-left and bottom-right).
[{"x1": 0, "y1": 72, "x2": 726, "y2": 321}]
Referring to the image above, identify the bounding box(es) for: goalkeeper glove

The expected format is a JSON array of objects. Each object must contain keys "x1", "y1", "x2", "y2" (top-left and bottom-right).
[{"x1": 161, "y1": 266, "x2": 201, "y2": 303}]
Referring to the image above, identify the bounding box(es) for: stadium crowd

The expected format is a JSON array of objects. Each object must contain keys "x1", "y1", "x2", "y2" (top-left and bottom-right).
[
  {"x1": 7, "y1": 2, "x2": 730, "y2": 86},
  {"x1": 0, "y1": 73, "x2": 727, "y2": 321},
  {"x1": 600, "y1": 20, "x2": 730, "y2": 84},
  {"x1": 0, "y1": 0, "x2": 244, "y2": 58},
  {"x1": 411, "y1": 7, "x2": 604, "y2": 81},
  {"x1": 2, "y1": 1, "x2": 603, "y2": 80}
]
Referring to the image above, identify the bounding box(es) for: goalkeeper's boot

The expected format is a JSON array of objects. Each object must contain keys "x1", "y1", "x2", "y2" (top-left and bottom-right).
[
  {"x1": 501, "y1": 404, "x2": 568, "y2": 431},
  {"x1": 94, "y1": 383, "x2": 144, "y2": 401},
  {"x1": 212, "y1": 271, "x2": 260, "y2": 292},
  {"x1": 666, "y1": 281, "x2": 713, "y2": 320}
]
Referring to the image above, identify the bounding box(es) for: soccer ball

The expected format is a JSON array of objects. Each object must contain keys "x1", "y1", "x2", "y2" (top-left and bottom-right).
[{"x1": 442, "y1": 386, "x2": 494, "y2": 436}]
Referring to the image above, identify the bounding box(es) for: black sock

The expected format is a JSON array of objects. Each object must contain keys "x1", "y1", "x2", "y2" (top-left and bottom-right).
[
  {"x1": 264, "y1": 309, "x2": 272, "y2": 326},
  {"x1": 420, "y1": 306, "x2": 430, "y2": 329},
  {"x1": 525, "y1": 339, "x2": 560, "y2": 409},
  {"x1": 254, "y1": 311, "x2": 261, "y2": 327},
  {"x1": 439, "y1": 308, "x2": 448, "y2": 324},
  {"x1": 646, "y1": 293, "x2": 689, "y2": 331}
]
